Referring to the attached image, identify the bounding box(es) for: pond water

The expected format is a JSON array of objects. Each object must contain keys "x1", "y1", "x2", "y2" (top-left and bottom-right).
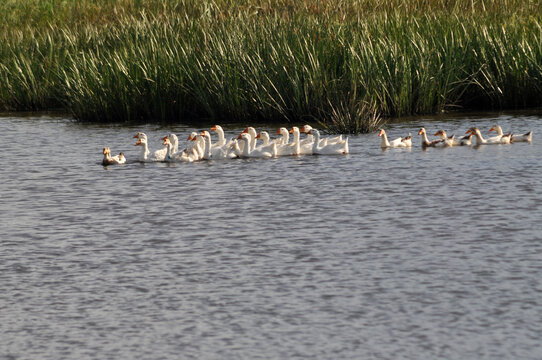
[{"x1": 1, "y1": 112, "x2": 541, "y2": 359}]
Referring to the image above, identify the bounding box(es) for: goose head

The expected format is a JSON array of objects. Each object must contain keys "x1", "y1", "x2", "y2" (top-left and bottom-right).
[
  {"x1": 103, "y1": 147, "x2": 111, "y2": 155},
  {"x1": 417, "y1": 128, "x2": 426, "y2": 136},
  {"x1": 466, "y1": 127, "x2": 479, "y2": 134},
  {"x1": 133, "y1": 131, "x2": 147, "y2": 140},
  {"x1": 434, "y1": 130, "x2": 446, "y2": 137},
  {"x1": 135, "y1": 137, "x2": 147, "y2": 146},
  {"x1": 301, "y1": 125, "x2": 313, "y2": 133},
  {"x1": 187, "y1": 132, "x2": 198, "y2": 141},
  {"x1": 378, "y1": 129, "x2": 386, "y2": 137}
]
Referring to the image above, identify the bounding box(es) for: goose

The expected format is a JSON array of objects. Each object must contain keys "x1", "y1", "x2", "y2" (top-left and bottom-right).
[
  {"x1": 417, "y1": 127, "x2": 446, "y2": 148},
  {"x1": 102, "y1": 147, "x2": 126, "y2": 166},
  {"x1": 275, "y1": 127, "x2": 290, "y2": 145},
  {"x1": 210, "y1": 125, "x2": 227, "y2": 148},
  {"x1": 489, "y1": 124, "x2": 530, "y2": 143},
  {"x1": 466, "y1": 127, "x2": 508, "y2": 146},
  {"x1": 378, "y1": 129, "x2": 412, "y2": 148},
  {"x1": 134, "y1": 136, "x2": 158, "y2": 162},
  {"x1": 307, "y1": 129, "x2": 349, "y2": 155},
  {"x1": 241, "y1": 127, "x2": 259, "y2": 151},
  {"x1": 163, "y1": 137, "x2": 196, "y2": 163},
  {"x1": 200, "y1": 131, "x2": 237, "y2": 159},
  {"x1": 289, "y1": 127, "x2": 313, "y2": 155},
  {"x1": 301, "y1": 125, "x2": 342, "y2": 145},
  {"x1": 236, "y1": 133, "x2": 275, "y2": 158},
  {"x1": 257, "y1": 131, "x2": 293, "y2": 156},
  {"x1": 133, "y1": 132, "x2": 169, "y2": 161},
  {"x1": 488, "y1": 125, "x2": 512, "y2": 144},
  {"x1": 433, "y1": 129, "x2": 473, "y2": 146}
]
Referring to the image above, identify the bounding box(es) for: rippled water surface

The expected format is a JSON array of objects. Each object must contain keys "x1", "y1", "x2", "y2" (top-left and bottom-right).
[{"x1": 1, "y1": 112, "x2": 542, "y2": 359}]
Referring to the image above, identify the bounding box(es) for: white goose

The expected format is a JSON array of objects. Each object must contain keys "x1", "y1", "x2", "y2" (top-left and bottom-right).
[
  {"x1": 211, "y1": 125, "x2": 227, "y2": 148},
  {"x1": 488, "y1": 125, "x2": 512, "y2": 144},
  {"x1": 275, "y1": 127, "x2": 290, "y2": 145},
  {"x1": 134, "y1": 136, "x2": 157, "y2": 162},
  {"x1": 308, "y1": 129, "x2": 349, "y2": 155},
  {"x1": 133, "y1": 132, "x2": 169, "y2": 161},
  {"x1": 466, "y1": 127, "x2": 507, "y2": 146},
  {"x1": 257, "y1": 131, "x2": 292, "y2": 156},
  {"x1": 289, "y1": 127, "x2": 313, "y2": 155},
  {"x1": 200, "y1": 131, "x2": 237, "y2": 159},
  {"x1": 378, "y1": 129, "x2": 412, "y2": 148},
  {"x1": 301, "y1": 125, "x2": 342, "y2": 145},
  {"x1": 236, "y1": 133, "x2": 275, "y2": 158},
  {"x1": 163, "y1": 137, "x2": 195, "y2": 162},
  {"x1": 102, "y1": 147, "x2": 126, "y2": 166}
]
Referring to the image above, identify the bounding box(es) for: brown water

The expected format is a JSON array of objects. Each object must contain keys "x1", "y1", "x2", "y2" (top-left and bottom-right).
[{"x1": 1, "y1": 112, "x2": 541, "y2": 359}]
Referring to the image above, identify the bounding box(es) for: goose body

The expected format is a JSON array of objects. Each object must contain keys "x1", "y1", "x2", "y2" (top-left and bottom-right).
[
  {"x1": 237, "y1": 133, "x2": 274, "y2": 158},
  {"x1": 467, "y1": 127, "x2": 508, "y2": 146},
  {"x1": 289, "y1": 127, "x2": 313, "y2": 155},
  {"x1": 308, "y1": 129, "x2": 349, "y2": 155},
  {"x1": 301, "y1": 125, "x2": 342, "y2": 145},
  {"x1": 418, "y1": 128, "x2": 447, "y2": 148},
  {"x1": 488, "y1": 125, "x2": 512, "y2": 144},
  {"x1": 258, "y1": 131, "x2": 292, "y2": 156},
  {"x1": 379, "y1": 129, "x2": 411, "y2": 148},
  {"x1": 133, "y1": 132, "x2": 170, "y2": 161},
  {"x1": 102, "y1": 147, "x2": 126, "y2": 166}
]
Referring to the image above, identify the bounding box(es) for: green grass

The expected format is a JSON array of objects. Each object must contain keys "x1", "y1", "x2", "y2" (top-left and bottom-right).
[{"x1": 0, "y1": 0, "x2": 541, "y2": 132}]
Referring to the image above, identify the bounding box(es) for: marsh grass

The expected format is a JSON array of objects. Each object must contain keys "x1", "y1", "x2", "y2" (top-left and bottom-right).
[{"x1": 0, "y1": 0, "x2": 541, "y2": 132}]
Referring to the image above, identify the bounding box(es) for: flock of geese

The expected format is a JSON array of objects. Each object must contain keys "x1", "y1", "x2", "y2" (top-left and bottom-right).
[
  {"x1": 102, "y1": 125, "x2": 349, "y2": 165},
  {"x1": 102, "y1": 123, "x2": 533, "y2": 166},
  {"x1": 379, "y1": 125, "x2": 533, "y2": 148}
]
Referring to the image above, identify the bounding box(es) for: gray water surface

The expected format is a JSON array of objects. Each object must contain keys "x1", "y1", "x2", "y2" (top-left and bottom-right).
[{"x1": 1, "y1": 113, "x2": 541, "y2": 359}]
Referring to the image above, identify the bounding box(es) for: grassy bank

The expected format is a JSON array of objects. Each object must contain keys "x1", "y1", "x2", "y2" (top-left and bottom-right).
[{"x1": 0, "y1": 0, "x2": 541, "y2": 132}]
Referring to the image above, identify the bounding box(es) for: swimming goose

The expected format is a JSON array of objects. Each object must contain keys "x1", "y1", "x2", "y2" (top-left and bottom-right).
[
  {"x1": 378, "y1": 129, "x2": 412, "y2": 148},
  {"x1": 466, "y1": 127, "x2": 507, "y2": 146},
  {"x1": 258, "y1": 131, "x2": 292, "y2": 156},
  {"x1": 418, "y1": 128, "x2": 446, "y2": 148},
  {"x1": 488, "y1": 125, "x2": 512, "y2": 144},
  {"x1": 275, "y1": 127, "x2": 290, "y2": 145},
  {"x1": 200, "y1": 131, "x2": 237, "y2": 159},
  {"x1": 236, "y1": 133, "x2": 275, "y2": 158},
  {"x1": 289, "y1": 127, "x2": 313, "y2": 155},
  {"x1": 308, "y1": 129, "x2": 349, "y2": 155},
  {"x1": 102, "y1": 147, "x2": 126, "y2": 166},
  {"x1": 133, "y1": 132, "x2": 169, "y2": 160},
  {"x1": 301, "y1": 125, "x2": 342, "y2": 145},
  {"x1": 511, "y1": 130, "x2": 533, "y2": 143},
  {"x1": 434, "y1": 129, "x2": 474, "y2": 146}
]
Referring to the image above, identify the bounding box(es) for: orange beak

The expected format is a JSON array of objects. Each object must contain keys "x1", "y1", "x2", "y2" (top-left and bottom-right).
[
  {"x1": 162, "y1": 135, "x2": 168, "y2": 141},
  {"x1": 378, "y1": 130, "x2": 383, "y2": 137},
  {"x1": 300, "y1": 126, "x2": 307, "y2": 133},
  {"x1": 465, "y1": 129, "x2": 472, "y2": 134},
  {"x1": 433, "y1": 131, "x2": 440, "y2": 136},
  {"x1": 242, "y1": 128, "x2": 249, "y2": 133},
  {"x1": 489, "y1": 127, "x2": 495, "y2": 132},
  {"x1": 163, "y1": 139, "x2": 168, "y2": 145},
  {"x1": 211, "y1": 125, "x2": 217, "y2": 131},
  {"x1": 275, "y1": 129, "x2": 281, "y2": 135},
  {"x1": 133, "y1": 133, "x2": 140, "y2": 139},
  {"x1": 307, "y1": 130, "x2": 312, "y2": 135},
  {"x1": 187, "y1": 134, "x2": 193, "y2": 141},
  {"x1": 417, "y1": 129, "x2": 423, "y2": 135},
  {"x1": 135, "y1": 139, "x2": 142, "y2": 146},
  {"x1": 289, "y1": 128, "x2": 294, "y2": 134},
  {"x1": 237, "y1": 134, "x2": 243, "y2": 139},
  {"x1": 256, "y1": 133, "x2": 261, "y2": 139}
]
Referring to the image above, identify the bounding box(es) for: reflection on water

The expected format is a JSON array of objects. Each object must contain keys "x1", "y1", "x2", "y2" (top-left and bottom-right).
[{"x1": 1, "y1": 112, "x2": 542, "y2": 359}]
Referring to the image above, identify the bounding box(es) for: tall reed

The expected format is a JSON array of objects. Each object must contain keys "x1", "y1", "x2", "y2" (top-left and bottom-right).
[{"x1": 0, "y1": 0, "x2": 541, "y2": 132}]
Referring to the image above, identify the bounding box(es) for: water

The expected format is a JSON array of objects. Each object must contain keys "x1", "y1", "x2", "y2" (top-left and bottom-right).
[{"x1": 1, "y1": 112, "x2": 541, "y2": 359}]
